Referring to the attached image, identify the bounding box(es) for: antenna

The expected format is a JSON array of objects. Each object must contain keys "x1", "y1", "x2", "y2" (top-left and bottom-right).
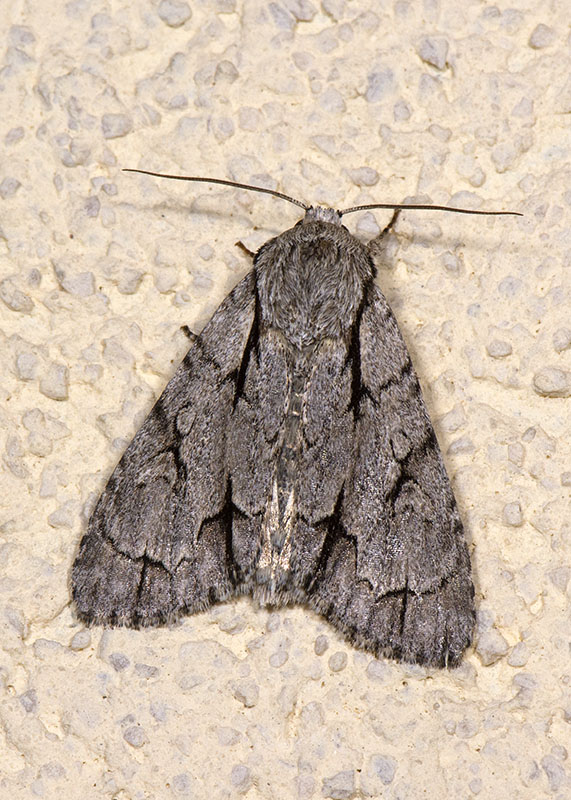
[
  {"x1": 340, "y1": 202, "x2": 522, "y2": 217},
  {"x1": 123, "y1": 169, "x2": 522, "y2": 217},
  {"x1": 122, "y1": 169, "x2": 308, "y2": 211}
]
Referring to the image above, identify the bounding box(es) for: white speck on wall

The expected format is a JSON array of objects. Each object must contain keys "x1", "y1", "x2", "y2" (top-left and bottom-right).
[{"x1": 0, "y1": 2, "x2": 569, "y2": 798}]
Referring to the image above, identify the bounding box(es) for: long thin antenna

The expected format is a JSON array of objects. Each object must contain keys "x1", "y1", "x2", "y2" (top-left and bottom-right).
[
  {"x1": 122, "y1": 168, "x2": 309, "y2": 211},
  {"x1": 123, "y1": 169, "x2": 522, "y2": 218},
  {"x1": 341, "y1": 202, "x2": 522, "y2": 217}
]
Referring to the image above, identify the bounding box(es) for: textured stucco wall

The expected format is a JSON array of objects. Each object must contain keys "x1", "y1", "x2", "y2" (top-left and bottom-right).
[{"x1": 1, "y1": 1, "x2": 570, "y2": 798}]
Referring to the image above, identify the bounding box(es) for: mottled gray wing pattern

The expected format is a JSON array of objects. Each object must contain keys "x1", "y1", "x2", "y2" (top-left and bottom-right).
[
  {"x1": 73, "y1": 210, "x2": 474, "y2": 667},
  {"x1": 305, "y1": 282, "x2": 474, "y2": 667},
  {"x1": 72, "y1": 272, "x2": 258, "y2": 626}
]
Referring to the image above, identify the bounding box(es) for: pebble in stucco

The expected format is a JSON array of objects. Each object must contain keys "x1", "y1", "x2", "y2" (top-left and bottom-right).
[
  {"x1": 507, "y1": 442, "x2": 525, "y2": 466},
  {"x1": 541, "y1": 755, "x2": 566, "y2": 793},
  {"x1": 22, "y1": 409, "x2": 70, "y2": 456},
  {"x1": 5, "y1": 126, "x2": 24, "y2": 144},
  {"x1": 231, "y1": 764, "x2": 252, "y2": 793},
  {"x1": 56, "y1": 267, "x2": 96, "y2": 297},
  {"x1": 265, "y1": 612, "x2": 281, "y2": 632},
  {"x1": 521, "y1": 426, "x2": 537, "y2": 442},
  {"x1": 318, "y1": 87, "x2": 346, "y2": 113},
  {"x1": 101, "y1": 112, "x2": 133, "y2": 139},
  {"x1": 109, "y1": 652, "x2": 130, "y2": 672},
  {"x1": 4, "y1": 436, "x2": 28, "y2": 479},
  {"x1": 117, "y1": 268, "x2": 144, "y2": 294},
  {"x1": 322, "y1": 770, "x2": 355, "y2": 800},
  {"x1": 0, "y1": 177, "x2": 21, "y2": 199},
  {"x1": 171, "y1": 773, "x2": 193, "y2": 795},
  {"x1": 486, "y1": 339, "x2": 513, "y2": 358},
  {"x1": 346, "y1": 166, "x2": 379, "y2": 187},
  {"x1": 269, "y1": 649, "x2": 288, "y2": 668},
  {"x1": 503, "y1": 501, "x2": 524, "y2": 526},
  {"x1": 439, "y1": 404, "x2": 467, "y2": 433},
  {"x1": 532, "y1": 367, "x2": 571, "y2": 397},
  {"x1": 441, "y1": 253, "x2": 461, "y2": 277},
  {"x1": 278, "y1": 684, "x2": 297, "y2": 714},
  {"x1": 47, "y1": 500, "x2": 76, "y2": 528},
  {"x1": 83, "y1": 196, "x2": 100, "y2": 218},
  {"x1": 456, "y1": 717, "x2": 479, "y2": 739},
  {"x1": 33, "y1": 639, "x2": 65, "y2": 659},
  {"x1": 43, "y1": 469, "x2": 69, "y2": 501},
  {"x1": 552, "y1": 328, "x2": 571, "y2": 352},
  {"x1": 528, "y1": 23, "x2": 555, "y2": 48},
  {"x1": 217, "y1": 614, "x2": 247, "y2": 635},
  {"x1": 214, "y1": 60, "x2": 239, "y2": 85},
  {"x1": 508, "y1": 642, "x2": 529, "y2": 667},
  {"x1": 447, "y1": 436, "x2": 475, "y2": 455},
  {"x1": 509, "y1": 673, "x2": 537, "y2": 710},
  {"x1": 218, "y1": 727, "x2": 241, "y2": 746},
  {"x1": 39, "y1": 363, "x2": 69, "y2": 401},
  {"x1": 69, "y1": 630, "x2": 91, "y2": 651},
  {"x1": 135, "y1": 663, "x2": 160, "y2": 679},
  {"x1": 232, "y1": 679, "x2": 259, "y2": 708},
  {"x1": 393, "y1": 98, "x2": 411, "y2": 120},
  {"x1": 19, "y1": 689, "x2": 38, "y2": 713},
  {"x1": 0, "y1": 278, "x2": 34, "y2": 313},
  {"x1": 286, "y1": 1, "x2": 316, "y2": 22},
  {"x1": 123, "y1": 725, "x2": 147, "y2": 748},
  {"x1": 476, "y1": 629, "x2": 510, "y2": 665},
  {"x1": 16, "y1": 352, "x2": 38, "y2": 381},
  {"x1": 548, "y1": 567, "x2": 570, "y2": 592},
  {"x1": 212, "y1": 116, "x2": 235, "y2": 142},
  {"x1": 354, "y1": 212, "x2": 380, "y2": 239},
  {"x1": 366, "y1": 660, "x2": 388, "y2": 682},
  {"x1": 491, "y1": 142, "x2": 518, "y2": 173},
  {"x1": 365, "y1": 67, "x2": 394, "y2": 102},
  {"x1": 361, "y1": 754, "x2": 397, "y2": 795},
  {"x1": 416, "y1": 36, "x2": 449, "y2": 69},
  {"x1": 150, "y1": 702, "x2": 167, "y2": 723},
  {"x1": 328, "y1": 651, "x2": 348, "y2": 672}
]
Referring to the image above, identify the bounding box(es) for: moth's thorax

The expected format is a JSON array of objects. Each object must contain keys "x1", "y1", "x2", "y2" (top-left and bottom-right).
[
  {"x1": 255, "y1": 217, "x2": 375, "y2": 348},
  {"x1": 302, "y1": 207, "x2": 342, "y2": 225}
]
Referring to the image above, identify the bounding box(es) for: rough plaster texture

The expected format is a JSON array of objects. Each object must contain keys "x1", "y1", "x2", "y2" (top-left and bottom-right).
[{"x1": 0, "y1": 1, "x2": 570, "y2": 798}]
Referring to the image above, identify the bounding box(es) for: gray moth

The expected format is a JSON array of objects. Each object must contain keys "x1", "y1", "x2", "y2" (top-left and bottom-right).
[{"x1": 72, "y1": 177, "x2": 484, "y2": 668}]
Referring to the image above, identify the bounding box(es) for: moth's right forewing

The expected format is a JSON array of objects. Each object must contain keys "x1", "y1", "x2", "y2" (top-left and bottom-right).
[{"x1": 308, "y1": 282, "x2": 475, "y2": 667}]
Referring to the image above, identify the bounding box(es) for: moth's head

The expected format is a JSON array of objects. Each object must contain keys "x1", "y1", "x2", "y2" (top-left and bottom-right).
[{"x1": 302, "y1": 207, "x2": 342, "y2": 226}]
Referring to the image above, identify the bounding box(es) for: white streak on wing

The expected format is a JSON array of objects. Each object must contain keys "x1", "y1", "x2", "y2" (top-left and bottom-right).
[
  {"x1": 276, "y1": 489, "x2": 295, "y2": 572},
  {"x1": 258, "y1": 477, "x2": 280, "y2": 573},
  {"x1": 256, "y1": 479, "x2": 297, "y2": 598}
]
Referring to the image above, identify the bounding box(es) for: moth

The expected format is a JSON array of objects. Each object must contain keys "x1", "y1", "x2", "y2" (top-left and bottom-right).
[{"x1": 72, "y1": 170, "x2": 520, "y2": 667}]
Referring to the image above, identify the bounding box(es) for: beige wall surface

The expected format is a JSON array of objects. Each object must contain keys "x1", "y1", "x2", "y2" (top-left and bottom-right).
[{"x1": 1, "y1": 1, "x2": 570, "y2": 798}]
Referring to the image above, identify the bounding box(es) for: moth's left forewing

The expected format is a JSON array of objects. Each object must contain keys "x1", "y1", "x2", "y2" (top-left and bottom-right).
[{"x1": 72, "y1": 271, "x2": 259, "y2": 627}]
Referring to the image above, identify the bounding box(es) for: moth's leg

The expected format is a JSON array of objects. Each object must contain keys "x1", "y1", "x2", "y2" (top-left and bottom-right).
[
  {"x1": 367, "y1": 209, "x2": 401, "y2": 265},
  {"x1": 379, "y1": 208, "x2": 401, "y2": 239},
  {"x1": 235, "y1": 240, "x2": 256, "y2": 259},
  {"x1": 180, "y1": 324, "x2": 197, "y2": 342}
]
